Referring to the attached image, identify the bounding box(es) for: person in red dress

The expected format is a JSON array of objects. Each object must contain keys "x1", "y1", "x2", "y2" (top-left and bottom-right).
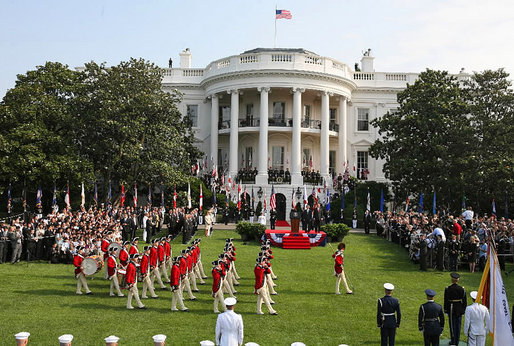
[
  {"x1": 73, "y1": 246, "x2": 92, "y2": 295},
  {"x1": 332, "y1": 242, "x2": 352, "y2": 295},
  {"x1": 107, "y1": 247, "x2": 124, "y2": 297},
  {"x1": 125, "y1": 254, "x2": 146, "y2": 310},
  {"x1": 140, "y1": 246, "x2": 158, "y2": 299}
]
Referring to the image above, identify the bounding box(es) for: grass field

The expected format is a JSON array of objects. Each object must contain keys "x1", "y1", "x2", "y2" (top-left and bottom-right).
[{"x1": 1, "y1": 230, "x2": 513, "y2": 345}]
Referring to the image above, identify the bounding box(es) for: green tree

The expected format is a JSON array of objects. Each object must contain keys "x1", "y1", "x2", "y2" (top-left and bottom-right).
[
  {"x1": 369, "y1": 69, "x2": 472, "y2": 210},
  {"x1": 74, "y1": 58, "x2": 201, "y2": 200},
  {"x1": 0, "y1": 62, "x2": 93, "y2": 195}
]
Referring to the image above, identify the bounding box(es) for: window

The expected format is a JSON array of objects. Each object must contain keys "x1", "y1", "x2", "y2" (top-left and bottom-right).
[
  {"x1": 272, "y1": 146, "x2": 284, "y2": 170},
  {"x1": 272, "y1": 102, "x2": 285, "y2": 125},
  {"x1": 246, "y1": 104, "x2": 254, "y2": 126},
  {"x1": 186, "y1": 105, "x2": 198, "y2": 127},
  {"x1": 219, "y1": 106, "x2": 230, "y2": 129},
  {"x1": 245, "y1": 147, "x2": 253, "y2": 168},
  {"x1": 303, "y1": 105, "x2": 311, "y2": 121},
  {"x1": 357, "y1": 108, "x2": 369, "y2": 131},
  {"x1": 330, "y1": 108, "x2": 337, "y2": 122},
  {"x1": 329, "y1": 150, "x2": 336, "y2": 175},
  {"x1": 357, "y1": 151, "x2": 369, "y2": 180},
  {"x1": 302, "y1": 148, "x2": 311, "y2": 169}
]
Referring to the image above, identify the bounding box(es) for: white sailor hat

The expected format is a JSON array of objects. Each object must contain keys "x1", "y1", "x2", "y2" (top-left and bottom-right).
[
  {"x1": 470, "y1": 291, "x2": 478, "y2": 300},
  {"x1": 58, "y1": 334, "x2": 74, "y2": 343},
  {"x1": 152, "y1": 334, "x2": 167, "y2": 342},
  {"x1": 200, "y1": 341, "x2": 215, "y2": 346},
  {"x1": 384, "y1": 283, "x2": 395, "y2": 290},
  {"x1": 245, "y1": 343, "x2": 260, "y2": 346},
  {"x1": 105, "y1": 335, "x2": 120, "y2": 343},
  {"x1": 224, "y1": 297, "x2": 237, "y2": 306},
  {"x1": 15, "y1": 332, "x2": 30, "y2": 340},
  {"x1": 291, "y1": 343, "x2": 306, "y2": 346}
]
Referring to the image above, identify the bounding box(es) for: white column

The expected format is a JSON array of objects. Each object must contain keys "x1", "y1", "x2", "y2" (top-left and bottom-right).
[
  {"x1": 338, "y1": 96, "x2": 347, "y2": 174},
  {"x1": 228, "y1": 90, "x2": 239, "y2": 178},
  {"x1": 291, "y1": 87, "x2": 304, "y2": 185},
  {"x1": 256, "y1": 87, "x2": 270, "y2": 185},
  {"x1": 320, "y1": 91, "x2": 331, "y2": 183},
  {"x1": 210, "y1": 94, "x2": 219, "y2": 169}
]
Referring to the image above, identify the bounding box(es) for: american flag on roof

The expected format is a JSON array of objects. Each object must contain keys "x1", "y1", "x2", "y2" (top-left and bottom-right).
[{"x1": 276, "y1": 9, "x2": 292, "y2": 19}]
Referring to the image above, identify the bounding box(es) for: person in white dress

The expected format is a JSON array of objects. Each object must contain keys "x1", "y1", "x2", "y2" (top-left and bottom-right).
[{"x1": 215, "y1": 297, "x2": 244, "y2": 346}]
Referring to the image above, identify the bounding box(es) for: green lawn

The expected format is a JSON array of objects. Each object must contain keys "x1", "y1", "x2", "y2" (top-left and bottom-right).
[{"x1": 1, "y1": 230, "x2": 513, "y2": 345}]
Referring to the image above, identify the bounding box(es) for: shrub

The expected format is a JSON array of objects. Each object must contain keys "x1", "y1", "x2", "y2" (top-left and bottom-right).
[
  {"x1": 236, "y1": 221, "x2": 266, "y2": 241},
  {"x1": 321, "y1": 223, "x2": 350, "y2": 242}
]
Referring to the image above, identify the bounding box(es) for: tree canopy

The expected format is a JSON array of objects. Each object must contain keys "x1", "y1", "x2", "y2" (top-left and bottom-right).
[
  {"x1": 0, "y1": 58, "x2": 200, "y2": 208},
  {"x1": 370, "y1": 69, "x2": 514, "y2": 213}
]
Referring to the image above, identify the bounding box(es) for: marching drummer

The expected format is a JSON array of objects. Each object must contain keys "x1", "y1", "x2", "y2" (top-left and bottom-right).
[
  {"x1": 73, "y1": 246, "x2": 92, "y2": 295},
  {"x1": 119, "y1": 241, "x2": 130, "y2": 268},
  {"x1": 126, "y1": 254, "x2": 146, "y2": 310},
  {"x1": 101, "y1": 231, "x2": 112, "y2": 279},
  {"x1": 129, "y1": 237, "x2": 139, "y2": 256},
  {"x1": 107, "y1": 247, "x2": 125, "y2": 297}
]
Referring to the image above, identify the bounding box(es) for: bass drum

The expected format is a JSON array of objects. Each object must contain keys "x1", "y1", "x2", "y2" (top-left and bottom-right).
[{"x1": 82, "y1": 255, "x2": 104, "y2": 276}]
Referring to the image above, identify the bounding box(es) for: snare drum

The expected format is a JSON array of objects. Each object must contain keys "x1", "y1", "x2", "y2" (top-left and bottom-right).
[
  {"x1": 82, "y1": 255, "x2": 104, "y2": 276},
  {"x1": 117, "y1": 269, "x2": 127, "y2": 289}
]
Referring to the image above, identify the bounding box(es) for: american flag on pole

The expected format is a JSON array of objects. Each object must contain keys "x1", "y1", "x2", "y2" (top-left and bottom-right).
[
  {"x1": 276, "y1": 9, "x2": 292, "y2": 19},
  {"x1": 133, "y1": 183, "x2": 138, "y2": 208},
  {"x1": 270, "y1": 185, "x2": 276, "y2": 210},
  {"x1": 81, "y1": 183, "x2": 85, "y2": 208},
  {"x1": 263, "y1": 188, "x2": 267, "y2": 211},
  {"x1": 199, "y1": 184, "x2": 203, "y2": 211},
  {"x1": 120, "y1": 184, "x2": 125, "y2": 207},
  {"x1": 64, "y1": 182, "x2": 70, "y2": 209}
]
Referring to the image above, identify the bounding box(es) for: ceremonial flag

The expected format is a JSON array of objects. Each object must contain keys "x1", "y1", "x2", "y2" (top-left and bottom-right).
[
  {"x1": 108, "y1": 181, "x2": 112, "y2": 206},
  {"x1": 147, "y1": 184, "x2": 152, "y2": 206},
  {"x1": 263, "y1": 188, "x2": 267, "y2": 211},
  {"x1": 405, "y1": 196, "x2": 409, "y2": 212},
  {"x1": 326, "y1": 189, "x2": 330, "y2": 211},
  {"x1": 7, "y1": 183, "x2": 12, "y2": 214},
  {"x1": 187, "y1": 182, "x2": 192, "y2": 209},
  {"x1": 212, "y1": 185, "x2": 217, "y2": 205},
  {"x1": 237, "y1": 184, "x2": 241, "y2": 211},
  {"x1": 80, "y1": 183, "x2": 85, "y2": 208},
  {"x1": 366, "y1": 188, "x2": 370, "y2": 211},
  {"x1": 341, "y1": 189, "x2": 345, "y2": 211},
  {"x1": 173, "y1": 186, "x2": 177, "y2": 209},
  {"x1": 160, "y1": 184, "x2": 164, "y2": 207},
  {"x1": 303, "y1": 185, "x2": 307, "y2": 207},
  {"x1": 133, "y1": 184, "x2": 137, "y2": 208},
  {"x1": 251, "y1": 187, "x2": 255, "y2": 210},
  {"x1": 36, "y1": 185, "x2": 42, "y2": 210},
  {"x1": 93, "y1": 182, "x2": 98, "y2": 205},
  {"x1": 228, "y1": 175, "x2": 232, "y2": 190},
  {"x1": 418, "y1": 193, "x2": 424, "y2": 214},
  {"x1": 199, "y1": 184, "x2": 203, "y2": 211},
  {"x1": 270, "y1": 185, "x2": 276, "y2": 210},
  {"x1": 476, "y1": 245, "x2": 514, "y2": 345},
  {"x1": 492, "y1": 197, "x2": 497, "y2": 216},
  {"x1": 432, "y1": 192, "x2": 436, "y2": 215},
  {"x1": 380, "y1": 189, "x2": 384, "y2": 213},
  {"x1": 120, "y1": 184, "x2": 125, "y2": 207},
  {"x1": 276, "y1": 9, "x2": 292, "y2": 19},
  {"x1": 64, "y1": 182, "x2": 70, "y2": 209},
  {"x1": 52, "y1": 184, "x2": 57, "y2": 210},
  {"x1": 291, "y1": 188, "x2": 295, "y2": 209}
]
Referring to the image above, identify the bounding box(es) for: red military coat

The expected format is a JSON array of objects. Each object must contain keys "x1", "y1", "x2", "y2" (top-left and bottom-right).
[
  {"x1": 170, "y1": 263, "x2": 181, "y2": 288},
  {"x1": 73, "y1": 254, "x2": 84, "y2": 276},
  {"x1": 107, "y1": 255, "x2": 117, "y2": 277},
  {"x1": 164, "y1": 242, "x2": 171, "y2": 259},
  {"x1": 332, "y1": 251, "x2": 343, "y2": 275},
  {"x1": 140, "y1": 254, "x2": 149, "y2": 276},
  {"x1": 157, "y1": 244, "x2": 165, "y2": 263},
  {"x1": 101, "y1": 239, "x2": 110, "y2": 260},
  {"x1": 254, "y1": 264, "x2": 270, "y2": 292},
  {"x1": 125, "y1": 262, "x2": 137, "y2": 286},
  {"x1": 179, "y1": 256, "x2": 187, "y2": 276},
  {"x1": 119, "y1": 248, "x2": 129, "y2": 267},
  {"x1": 129, "y1": 245, "x2": 139, "y2": 255},
  {"x1": 212, "y1": 268, "x2": 222, "y2": 294},
  {"x1": 149, "y1": 246, "x2": 158, "y2": 268}
]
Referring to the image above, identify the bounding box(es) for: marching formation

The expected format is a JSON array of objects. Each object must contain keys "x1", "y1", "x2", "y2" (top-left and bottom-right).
[{"x1": 254, "y1": 239, "x2": 279, "y2": 315}]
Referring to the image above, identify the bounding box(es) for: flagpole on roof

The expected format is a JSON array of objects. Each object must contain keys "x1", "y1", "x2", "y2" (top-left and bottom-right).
[{"x1": 274, "y1": 5, "x2": 277, "y2": 48}]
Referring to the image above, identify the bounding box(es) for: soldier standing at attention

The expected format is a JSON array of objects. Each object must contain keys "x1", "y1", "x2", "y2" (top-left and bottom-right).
[
  {"x1": 418, "y1": 289, "x2": 444, "y2": 346},
  {"x1": 377, "y1": 283, "x2": 401, "y2": 346},
  {"x1": 444, "y1": 272, "x2": 467, "y2": 346},
  {"x1": 332, "y1": 242, "x2": 352, "y2": 295},
  {"x1": 270, "y1": 209, "x2": 277, "y2": 230}
]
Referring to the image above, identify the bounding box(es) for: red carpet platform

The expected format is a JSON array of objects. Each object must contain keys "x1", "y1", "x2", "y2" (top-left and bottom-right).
[
  {"x1": 275, "y1": 220, "x2": 291, "y2": 227},
  {"x1": 265, "y1": 230, "x2": 326, "y2": 249}
]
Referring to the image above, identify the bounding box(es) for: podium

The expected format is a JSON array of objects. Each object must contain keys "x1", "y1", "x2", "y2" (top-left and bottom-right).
[{"x1": 289, "y1": 210, "x2": 301, "y2": 232}]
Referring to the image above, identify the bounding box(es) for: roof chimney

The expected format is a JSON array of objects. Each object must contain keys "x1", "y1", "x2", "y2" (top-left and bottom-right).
[
  {"x1": 180, "y1": 48, "x2": 192, "y2": 68},
  {"x1": 360, "y1": 48, "x2": 374, "y2": 72}
]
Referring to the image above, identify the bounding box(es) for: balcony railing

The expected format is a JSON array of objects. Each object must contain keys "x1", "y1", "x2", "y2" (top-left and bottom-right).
[
  {"x1": 269, "y1": 117, "x2": 292, "y2": 127},
  {"x1": 218, "y1": 119, "x2": 338, "y2": 132}
]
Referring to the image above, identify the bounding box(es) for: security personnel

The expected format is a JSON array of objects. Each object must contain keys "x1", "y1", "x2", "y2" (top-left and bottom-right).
[
  {"x1": 418, "y1": 289, "x2": 444, "y2": 346},
  {"x1": 107, "y1": 247, "x2": 124, "y2": 297},
  {"x1": 73, "y1": 246, "x2": 92, "y2": 295},
  {"x1": 125, "y1": 254, "x2": 146, "y2": 310},
  {"x1": 444, "y1": 272, "x2": 467, "y2": 346},
  {"x1": 377, "y1": 283, "x2": 401, "y2": 346},
  {"x1": 463, "y1": 291, "x2": 489, "y2": 346},
  {"x1": 332, "y1": 242, "x2": 352, "y2": 295}
]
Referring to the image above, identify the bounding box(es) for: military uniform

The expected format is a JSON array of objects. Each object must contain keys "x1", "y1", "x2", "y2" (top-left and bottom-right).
[
  {"x1": 444, "y1": 273, "x2": 467, "y2": 346},
  {"x1": 140, "y1": 246, "x2": 158, "y2": 299},
  {"x1": 254, "y1": 258, "x2": 277, "y2": 315},
  {"x1": 333, "y1": 249, "x2": 352, "y2": 294},
  {"x1": 212, "y1": 260, "x2": 226, "y2": 313},
  {"x1": 107, "y1": 249, "x2": 124, "y2": 297},
  {"x1": 170, "y1": 257, "x2": 187, "y2": 311},
  {"x1": 418, "y1": 289, "x2": 444, "y2": 346},
  {"x1": 377, "y1": 283, "x2": 401, "y2": 346},
  {"x1": 73, "y1": 247, "x2": 91, "y2": 295},
  {"x1": 126, "y1": 254, "x2": 146, "y2": 309}
]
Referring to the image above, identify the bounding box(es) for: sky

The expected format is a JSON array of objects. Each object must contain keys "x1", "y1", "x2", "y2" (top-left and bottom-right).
[{"x1": 1, "y1": 0, "x2": 514, "y2": 97}]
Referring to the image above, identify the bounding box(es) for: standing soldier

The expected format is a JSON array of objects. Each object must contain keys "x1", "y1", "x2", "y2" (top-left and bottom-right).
[
  {"x1": 125, "y1": 254, "x2": 146, "y2": 310},
  {"x1": 444, "y1": 272, "x2": 467, "y2": 346},
  {"x1": 140, "y1": 246, "x2": 158, "y2": 299},
  {"x1": 170, "y1": 256, "x2": 188, "y2": 311},
  {"x1": 119, "y1": 241, "x2": 130, "y2": 268},
  {"x1": 73, "y1": 246, "x2": 92, "y2": 295},
  {"x1": 159, "y1": 238, "x2": 170, "y2": 283},
  {"x1": 107, "y1": 247, "x2": 124, "y2": 297},
  {"x1": 212, "y1": 259, "x2": 226, "y2": 313},
  {"x1": 418, "y1": 289, "x2": 444, "y2": 346},
  {"x1": 254, "y1": 257, "x2": 278, "y2": 315},
  {"x1": 377, "y1": 283, "x2": 401, "y2": 346},
  {"x1": 270, "y1": 209, "x2": 277, "y2": 230},
  {"x1": 332, "y1": 242, "x2": 353, "y2": 295},
  {"x1": 150, "y1": 239, "x2": 167, "y2": 290},
  {"x1": 129, "y1": 237, "x2": 139, "y2": 256},
  {"x1": 101, "y1": 231, "x2": 112, "y2": 279},
  {"x1": 464, "y1": 291, "x2": 489, "y2": 346}
]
